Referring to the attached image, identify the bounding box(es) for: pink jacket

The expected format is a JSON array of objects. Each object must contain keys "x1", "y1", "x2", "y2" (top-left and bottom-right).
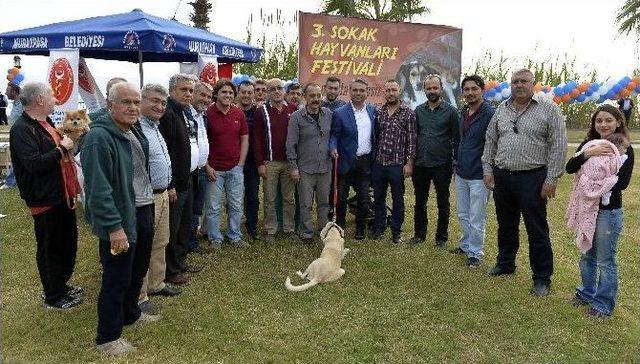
[{"x1": 567, "y1": 140, "x2": 620, "y2": 253}]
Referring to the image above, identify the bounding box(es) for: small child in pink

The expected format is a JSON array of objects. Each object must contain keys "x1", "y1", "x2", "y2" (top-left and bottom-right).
[{"x1": 567, "y1": 133, "x2": 630, "y2": 253}]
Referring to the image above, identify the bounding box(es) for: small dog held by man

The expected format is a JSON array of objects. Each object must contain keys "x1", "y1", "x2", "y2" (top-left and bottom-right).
[{"x1": 284, "y1": 222, "x2": 350, "y2": 292}]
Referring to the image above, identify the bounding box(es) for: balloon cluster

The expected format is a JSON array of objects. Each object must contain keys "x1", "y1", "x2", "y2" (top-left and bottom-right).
[
  {"x1": 231, "y1": 74, "x2": 299, "y2": 88},
  {"x1": 6, "y1": 67, "x2": 25, "y2": 86},
  {"x1": 484, "y1": 76, "x2": 640, "y2": 104}
]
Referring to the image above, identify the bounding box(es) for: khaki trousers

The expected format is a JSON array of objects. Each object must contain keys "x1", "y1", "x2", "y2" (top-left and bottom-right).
[
  {"x1": 263, "y1": 161, "x2": 296, "y2": 235},
  {"x1": 139, "y1": 190, "x2": 170, "y2": 303}
]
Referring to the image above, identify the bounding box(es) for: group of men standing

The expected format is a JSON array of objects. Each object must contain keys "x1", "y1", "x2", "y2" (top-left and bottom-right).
[{"x1": 10, "y1": 67, "x2": 568, "y2": 356}]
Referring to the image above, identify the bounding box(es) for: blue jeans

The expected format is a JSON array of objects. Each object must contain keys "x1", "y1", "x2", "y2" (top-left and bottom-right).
[
  {"x1": 576, "y1": 209, "x2": 623, "y2": 315},
  {"x1": 455, "y1": 175, "x2": 490, "y2": 259},
  {"x1": 372, "y1": 163, "x2": 404, "y2": 236},
  {"x1": 205, "y1": 165, "x2": 244, "y2": 243},
  {"x1": 4, "y1": 164, "x2": 16, "y2": 187}
]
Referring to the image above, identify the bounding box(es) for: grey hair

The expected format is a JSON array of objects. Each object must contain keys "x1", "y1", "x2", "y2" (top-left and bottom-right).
[
  {"x1": 512, "y1": 68, "x2": 534, "y2": 79},
  {"x1": 105, "y1": 77, "x2": 127, "y2": 97},
  {"x1": 194, "y1": 81, "x2": 213, "y2": 93},
  {"x1": 19, "y1": 82, "x2": 52, "y2": 107},
  {"x1": 168, "y1": 73, "x2": 197, "y2": 90},
  {"x1": 107, "y1": 82, "x2": 140, "y2": 102},
  {"x1": 141, "y1": 83, "x2": 169, "y2": 99}
]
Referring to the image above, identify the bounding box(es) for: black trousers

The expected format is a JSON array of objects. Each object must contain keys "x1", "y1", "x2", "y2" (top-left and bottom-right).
[
  {"x1": 166, "y1": 182, "x2": 193, "y2": 278},
  {"x1": 372, "y1": 163, "x2": 405, "y2": 236},
  {"x1": 336, "y1": 154, "x2": 371, "y2": 234},
  {"x1": 493, "y1": 167, "x2": 553, "y2": 284},
  {"x1": 33, "y1": 203, "x2": 78, "y2": 304},
  {"x1": 412, "y1": 164, "x2": 452, "y2": 242},
  {"x1": 244, "y1": 163, "x2": 260, "y2": 236},
  {"x1": 96, "y1": 203, "x2": 154, "y2": 345}
]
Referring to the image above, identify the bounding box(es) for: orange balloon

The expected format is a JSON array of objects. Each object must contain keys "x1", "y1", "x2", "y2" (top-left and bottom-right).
[
  {"x1": 621, "y1": 89, "x2": 631, "y2": 97},
  {"x1": 534, "y1": 83, "x2": 542, "y2": 92},
  {"x1": 561, "y1": 94, "x2": 571, "y2": 103},
  {"x1": 8, "y1": 67, "x2": 19, "y2": 76},
  {"x1": 633, "y1": 77, "x2": 640, "y2": 84},
  {"x1": 6, "y1": 74, "x2": 14, "y2": 82},
  {"x1": 578, "y1": 83, "x2": 589, "y2": 92},
  {"x1": 553, "y1": 96, "x2": 561, "y2": 104},
  {"x1": 570, "y1": 89, "x2": 581, "y2": 98},
  {"x1": 626, "y1": 81, "x2": 636, "y2": 91}
]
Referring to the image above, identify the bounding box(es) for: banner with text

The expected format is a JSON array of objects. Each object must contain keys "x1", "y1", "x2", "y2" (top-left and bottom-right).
[
  {"x1": 48, "y1": 49, "x2": 79, "y2": 125},
  {"x1": 78, "y1": 57, "x2": 105, "y2": 113},
  {"x1": 299, "y1": 12, "x2": 462, "y2": 108}
]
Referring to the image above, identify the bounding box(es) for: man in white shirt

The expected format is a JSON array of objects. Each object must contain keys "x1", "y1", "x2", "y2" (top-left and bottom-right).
[{"x1": 189, "y1": 82, "x2": 212, "y2": 254}]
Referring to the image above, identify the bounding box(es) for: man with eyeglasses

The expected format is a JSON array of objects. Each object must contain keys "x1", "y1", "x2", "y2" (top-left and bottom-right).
[
  {"x1": 482, "y1": 68, "x2": 567, "y2": 297},
  {"x1": 329, "y1": 78, "x2": 377, "y2": 240},
  {"x1": 236, "y1": 80, "x2": 260, "y2": 241},
  {"x1": 252, "y1": 78, "x2": 298, "y2": 242},
  {"x1": 286, "y1": 82, "x2": 332, "y2": 244},
  {"x1": 410, "y1": 74, "x2": 459, "y2": 248},
  {"x1": 82, "y1": 82, "x2": 157, "y2": 355},
  {"x1": 254, "y1": 79, "x2": 268, "y2": 108},
  {"x1": 159, "y1": 74, "x2": 203, "y2": 287},
  {"x1": 137, "y1": 84, "x2": 182, "y2": 317}
]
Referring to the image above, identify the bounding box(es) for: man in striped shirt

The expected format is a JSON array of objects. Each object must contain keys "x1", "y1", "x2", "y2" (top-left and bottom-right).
[{"x1": 481, "y1": 68, "x2": 567, "y2": 297}]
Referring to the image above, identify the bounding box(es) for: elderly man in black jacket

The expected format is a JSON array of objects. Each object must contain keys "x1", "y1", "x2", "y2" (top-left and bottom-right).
[
  {"x1": 159, "y1": 74, "x2": 203, "y2": 285},
  {"x1": 10, "y1": 82, "x2": 82, "y2": 310}
]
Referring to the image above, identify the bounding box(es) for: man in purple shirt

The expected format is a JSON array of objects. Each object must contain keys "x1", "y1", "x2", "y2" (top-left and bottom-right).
[{"x1": 371, "y1": 79, "x2": 417, "y2": 243}]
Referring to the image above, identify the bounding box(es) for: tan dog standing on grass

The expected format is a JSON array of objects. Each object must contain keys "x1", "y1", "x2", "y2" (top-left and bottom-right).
[{"x1": 285, "y1": 222, "x2": 350, "y2": 292}]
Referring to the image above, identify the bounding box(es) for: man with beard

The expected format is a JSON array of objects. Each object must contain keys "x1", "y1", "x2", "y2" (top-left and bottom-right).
[
  {"x1": 286, "y1": 83, "x2": 332, "y2": 244},
  {"x1": 329, "y1": 78, "x2": 377, "y2": 240},
  {"x1": 237, "y1": 80, "x2": 260, "y2": 240},
  {"x1": 371, "y1": 79, "x2": 416, "y2": 244},
  {"x1": 410, "y1": 74, "x2": 459, "y2": 247},
  {"x1": 451, "y1": 75, "x2": 495, "y2": 268},
  {"x1": 482, "y1": 69, "x2": 567, "y2": 297},
  {"x1": 322, "y1": 76, "x2": 346, "y2": 111}
]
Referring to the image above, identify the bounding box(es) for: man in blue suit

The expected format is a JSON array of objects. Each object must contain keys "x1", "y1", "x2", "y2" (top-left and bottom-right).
[{"x1": 329, "y1": 78, "x2": 377, "y2": 240}]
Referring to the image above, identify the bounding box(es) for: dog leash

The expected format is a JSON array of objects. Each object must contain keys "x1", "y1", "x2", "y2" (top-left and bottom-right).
[{"x1": 332, "y1": 154, "x2": 338, "y2": 223}]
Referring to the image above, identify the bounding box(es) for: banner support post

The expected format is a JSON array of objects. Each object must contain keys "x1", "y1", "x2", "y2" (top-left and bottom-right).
[{"x1": 138, "y1": 51, "x2": 144, "y2": 88}]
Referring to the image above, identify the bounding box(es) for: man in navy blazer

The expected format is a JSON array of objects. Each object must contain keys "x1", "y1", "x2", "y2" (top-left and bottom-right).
[{"x1": 329, "y1": 78, "x2": 377, "y2": 239}]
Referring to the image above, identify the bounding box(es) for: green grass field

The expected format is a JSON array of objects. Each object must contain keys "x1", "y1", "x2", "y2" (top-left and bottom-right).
[{"x1": 1, "y1": 153, "x2": 638, "y2": 363}]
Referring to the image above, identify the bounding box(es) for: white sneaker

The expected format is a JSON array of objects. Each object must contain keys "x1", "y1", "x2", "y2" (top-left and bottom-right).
[
  {"x1": 0, "y1": 213, "x2": 6, "y2": 219},
  {"x1": 96, "y1": 338, "x2": 136, "y2": 355}
]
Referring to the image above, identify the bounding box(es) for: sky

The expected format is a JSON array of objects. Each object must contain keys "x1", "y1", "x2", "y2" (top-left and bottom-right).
[{"x1": 0, "y1": 0, "x2": 637, "y2": 95}]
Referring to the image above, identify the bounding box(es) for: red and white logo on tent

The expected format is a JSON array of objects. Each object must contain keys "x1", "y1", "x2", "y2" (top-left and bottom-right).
[
  {"x1": 49, "y1": 58, "x2": 74, "y2": 105},
  {"x1": 199, "y1": 62, "x2": 218, "y2": 86},
  {"x1": 78, "y1": 61, "x2": 94, "y2": 93}
]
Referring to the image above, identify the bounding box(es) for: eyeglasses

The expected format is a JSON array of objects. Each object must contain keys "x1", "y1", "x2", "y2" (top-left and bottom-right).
[{"x1": 117, "y1": 99, "x2": 140, "y2": 107}]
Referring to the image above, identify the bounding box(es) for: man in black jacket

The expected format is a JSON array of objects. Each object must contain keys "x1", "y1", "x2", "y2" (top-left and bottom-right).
[
  {"x1": 159, "y1": 74, "x2": 202, "y2": 285},
  {"x1": 10, "y1": 82, "x2": 82, "y2": 309}
]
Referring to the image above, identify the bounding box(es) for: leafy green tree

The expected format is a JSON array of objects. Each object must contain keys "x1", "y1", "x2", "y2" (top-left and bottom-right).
[
  {"x1": 616, "y1": 0, "x2": 640, "y2": 36},
  {"x1": 321, "y1": 0, "x2": 429, "y2": 21},
  {"x1": 189, "y1": 0, "x2": 212, "y2": 31}
]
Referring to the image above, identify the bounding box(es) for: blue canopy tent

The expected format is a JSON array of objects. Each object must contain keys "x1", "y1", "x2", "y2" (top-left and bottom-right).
[{"x1": 0, "y1": 8, "x2": 262, "y2": 85}]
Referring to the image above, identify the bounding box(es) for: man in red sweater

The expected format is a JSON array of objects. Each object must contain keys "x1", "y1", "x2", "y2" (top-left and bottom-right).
[
  {"x1": 252, "y1": 78, "x2": 298, "y2": 242},
  {"x1": 204, "y1": 79, "x2": 249, "y2": 248}
]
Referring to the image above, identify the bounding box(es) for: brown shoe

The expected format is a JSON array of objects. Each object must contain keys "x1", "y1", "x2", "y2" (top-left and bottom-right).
[{"x1": 165, "y1": 273, "x2": 191, "y2": 285}]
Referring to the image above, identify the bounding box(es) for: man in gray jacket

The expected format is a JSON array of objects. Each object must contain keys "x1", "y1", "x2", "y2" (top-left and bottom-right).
[{"x1": 286, "y1": 83, "x2": 332, "y2": 244}]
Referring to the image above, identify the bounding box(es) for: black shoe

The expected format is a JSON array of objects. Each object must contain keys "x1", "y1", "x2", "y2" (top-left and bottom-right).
[
  {"x1": 408, "y1": 236, "x2": 425, "y2": 245},
  {"x1": 435, "y1": 240, "x2": 447, "y2": 248},
  {"x1": 355, "y1": 231, "x2": 365, "y2": 240},
  {"x1": 487, "y1": 265, "x2": 515, "y2": 276},
  {"x1": 530, "y1": 282, "x2": 550, "y2": 297},
  {"x1": 449, "y1": 247, "x2": 465, "y2": 255},
  {"x1": 370, "y1": 231, "x2": 384, "y2": 240},
  {"x1": 466, "y1": 257, "x2": 481, "y2": 268},
  {"x1": 41, "y1": 286, "x2": 84, "y2": 301},
  {"x1": 392, "y1": 235, "x2": 403, "y2": 244},
  {"x1": 139, "y1": 300, "x2": 160, "y2": 315},
  {"x1": 44, "y1": 294, "x2": 82, "y2": 310},
  {"x1": 247, "y1": 233, "x2": 259, "y2": 242},
  {"x1": 300, "y1": 236, "x2": 314, "y2": 245},
  {"x1": 149, "y1": 285, "x2": 183, "y2": 297}
]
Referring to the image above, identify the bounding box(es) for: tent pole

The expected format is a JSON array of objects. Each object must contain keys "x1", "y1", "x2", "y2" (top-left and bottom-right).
[{"x1": 138, "y1": 51, "x2": 144, "y2": 88}]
